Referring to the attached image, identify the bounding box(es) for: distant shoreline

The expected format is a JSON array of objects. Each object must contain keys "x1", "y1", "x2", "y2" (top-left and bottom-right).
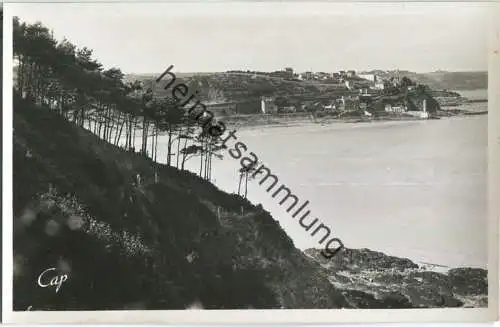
[{"x1": 219, "y1": 106, "x2": 488, "y2": 130}]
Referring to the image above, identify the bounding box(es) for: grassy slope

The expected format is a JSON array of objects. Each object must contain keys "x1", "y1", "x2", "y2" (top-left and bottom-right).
[
  {"x1": 13, "y1": 93, "x2": 349, "y2": 310},
  {"x1": 126, "y1": 72, "x2": 350, "y2": 103},
  {"x1": 14, "y1": 91, "x2": 485, "y2": 311}
]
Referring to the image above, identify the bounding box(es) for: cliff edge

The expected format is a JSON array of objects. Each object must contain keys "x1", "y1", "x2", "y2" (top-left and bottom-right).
[
  {"x1": 13, "y1": 93, "x2": 487, "y2": 310},
  {"x1": 13, "y1": 94, "x2": 348, "y2": 310}
]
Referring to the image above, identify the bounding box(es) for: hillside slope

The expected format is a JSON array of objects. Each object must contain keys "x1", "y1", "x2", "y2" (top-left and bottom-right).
[
  {"x1": 13, "y1": 93, "x2": 487, "y2": 311},
  {"x1": 125, "y1": 71, "x2": 487, "y2": 104},
  {"x1": 420, "y1": 71, "x2": 487, "y2": 91},
  {"x1": 125, "y1": 72, "x2": 351, "y2": 103},
  {"x1": 13, "y1": 94, "x2": 349, "y2": 310}
]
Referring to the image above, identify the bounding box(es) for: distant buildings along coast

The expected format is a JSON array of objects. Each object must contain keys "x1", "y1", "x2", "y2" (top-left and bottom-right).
[{"x1": 198, "y1": 68, "x2": 435, "y2": 118}]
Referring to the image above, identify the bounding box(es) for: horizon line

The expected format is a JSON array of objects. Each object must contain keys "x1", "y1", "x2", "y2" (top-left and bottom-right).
[{"x1": 123, "y1": 69, "x2": 489, "y2": 76}]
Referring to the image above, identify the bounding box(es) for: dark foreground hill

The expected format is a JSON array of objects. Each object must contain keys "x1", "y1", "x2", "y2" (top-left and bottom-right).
[
  {"x1": 13, "y1": 94, "x2": 488, "y2": 310},
  {"x1": 13, "y1": 94, "x2": 349, "y2": 310}
]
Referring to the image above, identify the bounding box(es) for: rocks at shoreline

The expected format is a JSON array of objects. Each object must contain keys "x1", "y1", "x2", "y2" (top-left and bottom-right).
[
  {"x1": 448, "y1": 268, "x2": 488, "y2": 296},
  {"x1": 305, "y1": 248, "x2": 488, "y2": 308},
  {"x1": 434, "y1": 96, "x2": 468, "y2": 107}
]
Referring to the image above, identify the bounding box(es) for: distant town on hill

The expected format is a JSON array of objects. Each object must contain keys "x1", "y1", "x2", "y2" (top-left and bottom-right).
[
  {"x1": 124, "y1": 70, "x2": 487, "y2": 92},
  {"x1": 120, "y1": 68, "x2": 486, "y2": 121}
]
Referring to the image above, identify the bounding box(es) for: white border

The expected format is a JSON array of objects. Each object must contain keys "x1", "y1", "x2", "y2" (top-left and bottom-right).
[
  {"x1": 2, "y1": 2, "x2": 499, "y2": 324},
  {"x1": 3, "y1": 2, "x2": 14, "y2": 323},
  {"x1": 488, "y1": 0, "x2": 500, "y2": 321}
]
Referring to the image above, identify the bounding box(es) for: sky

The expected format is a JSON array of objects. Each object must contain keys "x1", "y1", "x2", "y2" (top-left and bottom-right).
[{"x1": 8, "y1": 1, "x2": 491, "y2": 74}]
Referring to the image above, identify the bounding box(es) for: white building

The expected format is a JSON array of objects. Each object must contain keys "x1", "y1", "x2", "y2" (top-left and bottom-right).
[
  {"x1": 385, "y1": 104, "x2": 406, "y2": 113},
  {"x1": 358, "y1": 74, "x2": 377, "y2": 82},
  {"x1": 324, "y1": 102, "x2": 337, "y2": 110},
  {"x1": 374, "y1": 80, "x2": 385, "y2": 90},
  {"x1": 261, "y1": 96, "x2": 276, "y2": 114},
  {"x1": 405, "y1": 99, "x2": 429, "y2": 118}
]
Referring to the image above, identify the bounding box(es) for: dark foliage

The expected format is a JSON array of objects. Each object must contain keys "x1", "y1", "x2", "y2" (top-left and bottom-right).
[{"x1": 13, "y1": 94, "x2": 349, "y2": 310}]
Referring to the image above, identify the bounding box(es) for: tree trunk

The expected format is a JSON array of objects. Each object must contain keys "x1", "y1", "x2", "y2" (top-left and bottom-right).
[
  {"x1": 79, "y1": 108, "x2": 85, "y2": 127},
  {"x1": 103, "y1": 106, "x2": 108, "y2": 141},
  {"x1": 176, "y1": 135, "x2": 181, "y2": 168},
  {"x1": 124, "y1": 119, "x2": 130, "y2": 149},
  {"x1": 156, "y1": 126, "x2": 160, "y2": 182},
  {"x1": 199, "y1": 138, "x2": 204, "y2": 177},
  {"x1": 129, "y1": 119, "x2": 133, "y2": 150},
  {"x1": 207, "y1": 150, "x2": 212, "y2": 181},
  {"x1": 238, "y1": 174, "x2": 243, "y2": 195},
  {"x1": 115, "y1": 120, "x2": 125, "y2": 146},
  {"x1": 204, "y1": 143, "x2": 209, "y2": 180},
  {"x1": 167, "y1": 128, "x2": 173, "y2": 166},
  {"x1": 150, "y1": 123, "x2": 156, "y2": 159},
  {"x1": 154, "y1": 125, "x2": 159, "y2": 163},
  {"x1": 181, "y1": 137, "x2": 188, "y2": 170},
  {"x1": 132, "y1": 118, "x2": 137, "y2": 151},
  {"x1": 245, "y1": 173, "x2": 249, "y2": 198},
  {"x1": 98, "y1": 120, "x2": 102, "y2": 139},
  {"x1": 108, "y1": 107, "x2": 115, "y2": 143},
  {"x1": 142, "y1": 119, "x2": 149, "y2": 155}
]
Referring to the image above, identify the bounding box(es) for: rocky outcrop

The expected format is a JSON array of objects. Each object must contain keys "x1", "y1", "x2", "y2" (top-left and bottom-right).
[
  {"x1": 305, "y1": 248, "x2": 488, "y2": 308},
  {"x1": 433, "y1": 96, "x2": 468, "y2": 107}
]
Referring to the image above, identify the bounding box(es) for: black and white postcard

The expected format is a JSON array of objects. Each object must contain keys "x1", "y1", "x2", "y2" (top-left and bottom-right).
[{"x1": 2, "y1": 1, "x2": 499, "y2": 324}]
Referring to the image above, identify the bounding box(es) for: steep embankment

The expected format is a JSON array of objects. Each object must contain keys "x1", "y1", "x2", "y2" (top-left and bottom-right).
[
  {"x1": 13, "y1": 94, "x2": 349, "y2": 310},
  {"x1": 305, "y1": 248, "x2": 488, "y2": 308},
  {"x1": 13, "y1": 94, "x2": 488, "y2": 311}
]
